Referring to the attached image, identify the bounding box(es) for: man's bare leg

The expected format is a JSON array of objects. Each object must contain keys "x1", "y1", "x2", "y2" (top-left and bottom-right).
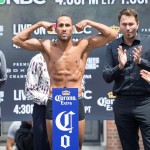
[
  {"x1": 79, "y1": 119, "x2": 85, "y2": 150},
  {"x1": 46, "y1": 119, "x2": 52, "y2": 150}
]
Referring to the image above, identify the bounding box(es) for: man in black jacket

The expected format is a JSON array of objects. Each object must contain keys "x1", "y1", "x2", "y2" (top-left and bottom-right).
[
  {"x1": 103, "y1": 8, "x2": 150, "y2": 150},
  {"x1": 15, "y1": 121, "x2": 33, "y2": 150}
]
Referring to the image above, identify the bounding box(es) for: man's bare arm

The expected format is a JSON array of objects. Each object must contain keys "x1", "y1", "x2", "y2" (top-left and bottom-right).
[
  {"x1": 12, "y1": 21, "x2": 54, "y2": 51},
  {"x1": 6, "y1": 138, "x2": 15, "y2": 150},
  {"x1": 76, "y1": 20, "x2": 118, "y2": 50}
]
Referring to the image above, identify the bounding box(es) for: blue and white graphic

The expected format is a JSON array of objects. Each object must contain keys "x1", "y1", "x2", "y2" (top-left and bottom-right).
[{"x1": 53, "y1": 88, "x2": 78, "y2": 150}]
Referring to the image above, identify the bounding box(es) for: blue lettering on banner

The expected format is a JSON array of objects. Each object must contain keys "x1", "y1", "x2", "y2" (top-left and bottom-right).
[{"x1": 52, "y1": 88, "x2": 78, "y2": 150}]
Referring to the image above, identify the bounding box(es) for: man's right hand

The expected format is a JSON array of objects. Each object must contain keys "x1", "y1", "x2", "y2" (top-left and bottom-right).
[{"x1": 40, "y1": 21, "x2": 55, "y2": 32}]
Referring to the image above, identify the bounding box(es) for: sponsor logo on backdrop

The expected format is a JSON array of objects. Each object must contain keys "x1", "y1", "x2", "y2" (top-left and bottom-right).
[
  {"x1": 12, "y1": 89, "x2": 33, "y2": 115},
  {"x1": 48, "y1": 24, "x2": 92, "y2": 34},
  {"x1": 0, "y1": 91, "x2": 4, "y2": 102},
  {"x1": 110, "y1": 25, "x2": 120, "y2": 32},
  {"x1": 86, "y1": 57, "x2": 99, "y2": 70},
  {"x1": 13, "y1": 104, "x2": 34, "y2": 115},
  {"x1": 83, "y1": 90, "x2": 92, "y2": 100},
  {"x1": 110, "y1": 25, "x2": 123, "y2": 38},
  {"x1": 0, "y1": 25, "x2": 4, "y2": 37},
  {"x1": 7, "y1": 62, "x2": 29, "y2": 79},
  {"x1": 13, "y1": 24, "x2": 46, "y2": 35},
  {"x1": 82, "y1": 74, "x2": 92, "y2": 114},
  {"x1": 13, "y1": 24, "x2": 92, "y2": 35},
  {"x1": 55, "y1": 90, "x2": 77, "y2": 105},
  {"x1": 14, "y1": 89, "x2": 26, "y2": 101},
  {"x1": 0, "y1": 0, "x2": 46, "y2": 5},
  {"x1": 141, "y1": 28, "x2": 150, "y2": 35},
  {"x1": 61, "y1": 135, "x2": 71, "y2": 148},
  {"x1": 56, "y1": 111, "x2": 75, "y2": 133},
  {"x1": 55, "y1": 0, "x2": 149, "y2": 5},
  {"x1": 97, "y1": 92, "x2": 116, "y2": 111}
]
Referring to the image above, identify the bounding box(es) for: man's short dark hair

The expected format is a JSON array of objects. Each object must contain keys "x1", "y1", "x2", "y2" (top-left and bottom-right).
[{"x1": 118, "y1": 8, "x2": 139, "y2": 23}]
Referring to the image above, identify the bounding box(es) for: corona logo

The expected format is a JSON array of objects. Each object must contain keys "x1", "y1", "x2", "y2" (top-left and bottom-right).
[
  {"x1": 61, "y1": 135, "x2": 70, "y2": 148},
  {"x1": 110, "y1": 25, "x2": 120, "y2": 33},
  {"x1": 107, "y1": 92, "x2": 116, "y2": 99},
  {"x1": 47, "y1": 30, "x2": 56, "y2": 34},
  {"x1": 55, "y1": 111, "x2": 75, "y2": 133},
  {"x1": 62, "y1": 90, "x2": 70, "y2": 96},
  {"x1": 55, "y1": 95, "x2": 76, "y2": 102}
]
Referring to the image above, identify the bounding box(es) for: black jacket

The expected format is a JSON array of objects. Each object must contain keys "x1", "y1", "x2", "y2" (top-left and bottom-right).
[{"x1": 103, "y1": 34, "x2": 150, "y2": 96}]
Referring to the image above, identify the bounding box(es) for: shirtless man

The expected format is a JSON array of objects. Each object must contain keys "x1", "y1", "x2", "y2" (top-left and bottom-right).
[{"x1": 12, "y1": 15, "x2": 118, "y2": 150}]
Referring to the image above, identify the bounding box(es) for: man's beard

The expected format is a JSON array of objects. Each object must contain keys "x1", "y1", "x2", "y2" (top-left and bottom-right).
[{"x1": 125, "y1": 32, "x2": 136, "y2": 39}]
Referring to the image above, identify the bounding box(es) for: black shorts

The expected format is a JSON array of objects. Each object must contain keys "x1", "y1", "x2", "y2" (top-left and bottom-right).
[{"x1": 46, "y1": 97, "x2": 85, "y2": 121}]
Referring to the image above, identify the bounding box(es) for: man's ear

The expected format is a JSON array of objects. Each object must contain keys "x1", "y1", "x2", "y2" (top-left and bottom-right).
[
  {"x1": 137, "y1": 21, "x2": 140, "y2": 30},
  {"x1": 72, "y1": 27, "x2": 74, "y2": 34}
]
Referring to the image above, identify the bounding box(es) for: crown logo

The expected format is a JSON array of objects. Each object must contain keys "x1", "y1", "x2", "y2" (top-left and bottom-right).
[
  {"x1": 107, "y1": 92, "x2": 116, "y2": 99},
  {"x1": 47, "y1": 30, "x2": 56, "y2": 34},
  {"x1": 110, "y1": 25, "x2": 120, "y2": 33},
  {"x1": 62, "y1": 90, "x2": 70, "y2": 96},
  {"x1": 47, "y1": 23, "x2": 56, "y2": 34}
]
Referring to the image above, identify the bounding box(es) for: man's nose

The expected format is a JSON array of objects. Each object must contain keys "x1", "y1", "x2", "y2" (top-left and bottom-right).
[
  {"x1": 126, "y1": 25, "x2": 131, "y2": 30},
  {"x1": 62, "y1": 26, "x2": 67, "y2": 30}
]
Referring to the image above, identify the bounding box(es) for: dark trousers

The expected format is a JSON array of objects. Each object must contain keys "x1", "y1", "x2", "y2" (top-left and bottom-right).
[
  {"x1": 113, "y1": 96, "x2": 150, "y2": 150},
  {"x1": 32, "y1": 103, "x2": 50, "y2": 150}
]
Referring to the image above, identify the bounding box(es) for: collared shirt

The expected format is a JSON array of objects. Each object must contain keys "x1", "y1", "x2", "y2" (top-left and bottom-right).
[
  {"x1": 25, "y1": 53, "x2": 50, "y2": 105},
  {"x1": 0, "y1": 50, "x2": 7, "y2": 82},
  {"x1": 103, "y1": 33, "x2": 150, "y2": 96}
]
